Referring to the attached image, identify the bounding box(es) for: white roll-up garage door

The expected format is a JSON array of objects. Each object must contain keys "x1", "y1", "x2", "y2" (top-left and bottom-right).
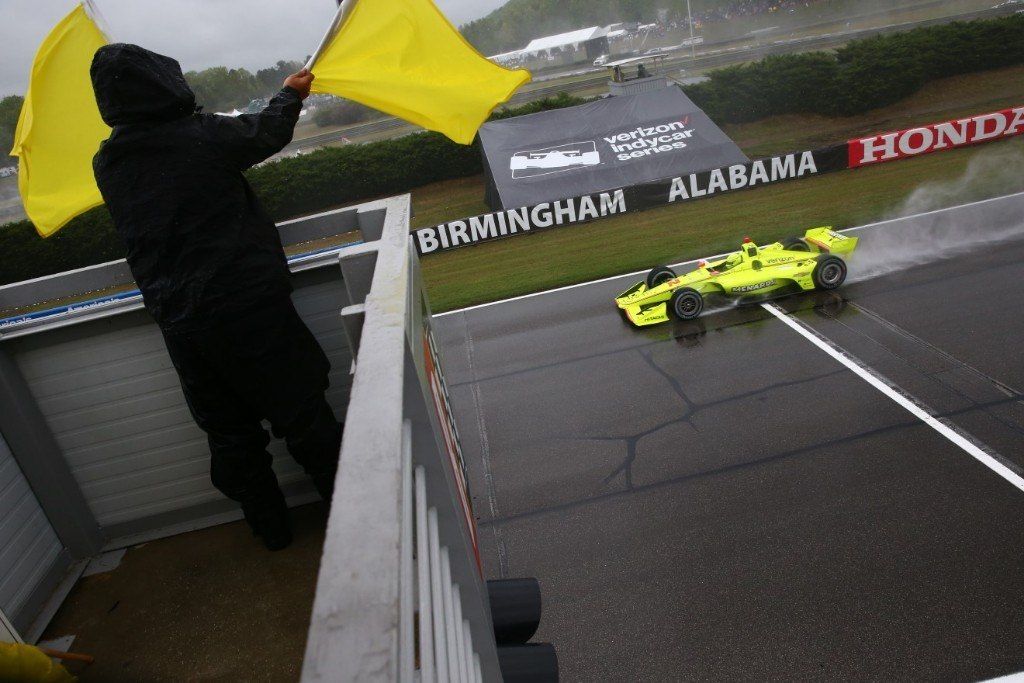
[{"x1": 10, "y1": 275, "x2": 353, "y2": 535}]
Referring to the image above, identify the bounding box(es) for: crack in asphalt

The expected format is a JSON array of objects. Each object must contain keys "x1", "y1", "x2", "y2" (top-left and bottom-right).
[
  {"x1": 481, "y1": 415, "x2": 926, "y2": 529},
  {"x1": 446, "y1": 306, "x2": 779, "y2": 390},
  {"x1": 560, "y1": 349, "x2": 849, "y2": 492},
  {"x1": 488, "y1": 354, "x2": 1024, "y2": 529},
  {"x1": 448, "y1": 336, "x2": 667, "y2": 390},
  {"x1": 596, "y1": 348, "x2": 702, "y2": 490}
]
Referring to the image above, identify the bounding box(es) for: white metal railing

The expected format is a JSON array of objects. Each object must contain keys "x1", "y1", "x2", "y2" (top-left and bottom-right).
[
  {"x1": 405, "y1": 421, "x2": 487, "y2": 682},
  {"x1": 412, "y1": 459, "x2": 485, "y2": 683},
  {"x1": 301, "y1": 194, "x2": 500, "y2": 682}
]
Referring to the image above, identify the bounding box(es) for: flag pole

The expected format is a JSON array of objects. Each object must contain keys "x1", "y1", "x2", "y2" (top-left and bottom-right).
[
  {"x1": 82, "y1": 0, "x2": 114, "y2": 41},
  {"x1": 304, "y1": 0, "x2": 360, "y2": 71}
]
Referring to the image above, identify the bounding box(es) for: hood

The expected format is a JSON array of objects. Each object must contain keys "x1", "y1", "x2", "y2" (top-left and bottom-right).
[{"x1": 91, "y1": 43, "x2": 196, "y2": 126}]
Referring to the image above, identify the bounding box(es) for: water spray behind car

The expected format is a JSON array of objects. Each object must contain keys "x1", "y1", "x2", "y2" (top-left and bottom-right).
[{"x1": 847, "y1": 142, "x2": 1024, "y2": 283}]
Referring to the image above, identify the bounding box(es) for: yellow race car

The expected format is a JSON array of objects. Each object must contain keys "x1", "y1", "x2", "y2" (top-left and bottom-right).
[{"x1": 615, "y1": 227, "x2": 858, "y2": 326}]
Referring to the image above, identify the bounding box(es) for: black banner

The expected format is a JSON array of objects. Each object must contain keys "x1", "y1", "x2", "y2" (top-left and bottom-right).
[
  {"x1": 478, "y1": 87, "x2": 750, "y2": 210},
  {"x1": 413, "y1": 143, "x2": 850, "y2": 255}
]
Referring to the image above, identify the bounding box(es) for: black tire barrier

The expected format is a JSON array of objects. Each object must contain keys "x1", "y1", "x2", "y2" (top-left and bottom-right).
[
  {"x1": 497, "y1": 643, "x2": 559, "y2": 683},
  {"x1": 487, "y1": 578, "x2": 542, "y2": 644}
]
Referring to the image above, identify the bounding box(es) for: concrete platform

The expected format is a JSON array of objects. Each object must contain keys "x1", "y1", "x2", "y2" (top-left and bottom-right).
[{"x1": 42, "y1": 503, "x2": 327, "y2": 682}]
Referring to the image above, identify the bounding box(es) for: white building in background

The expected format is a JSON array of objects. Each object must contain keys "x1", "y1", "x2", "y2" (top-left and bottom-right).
[
  {"x1": 489, "y1": 25, "x2": 613, "y2": 70},
  {"x1": 520, "y1": 26, "x2": 611, "y2": 58},
  {"x1": 486, "y1": 20, "x2": 692, "y2": 72}
]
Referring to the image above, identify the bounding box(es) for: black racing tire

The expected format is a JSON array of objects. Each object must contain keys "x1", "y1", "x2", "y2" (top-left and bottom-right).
[
  {"x1": 781, "y1": 236, "x2": 811, "y2": 252},
  {"x1": 669, "y1": 288, "x2": 704, "y2": 320},
  {"x1": 646, "y1": 265, "x2": 676, "y2": 289},
  {"x1": 813, "y1": 255, "x2": 847, "y2": 290}
]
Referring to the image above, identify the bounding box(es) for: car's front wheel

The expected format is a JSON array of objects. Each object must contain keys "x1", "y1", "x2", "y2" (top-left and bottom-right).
[
  {"x1": 813, "y1": 255, "x2": 847, "y2": 290},
  {"x1": 670, "y1": 288, "x2": 704, "y2": 320},
  {"x1": 646, "y1": 265, "x2": 676, "y2": 289}
]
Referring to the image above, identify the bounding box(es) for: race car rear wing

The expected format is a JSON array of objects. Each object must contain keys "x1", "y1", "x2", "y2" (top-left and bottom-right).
[{"x1": 803, "y1": 227, "x2": 858, "y2": 255}]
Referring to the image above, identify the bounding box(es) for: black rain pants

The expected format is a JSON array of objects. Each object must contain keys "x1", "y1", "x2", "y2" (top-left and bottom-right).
[{"x1": 161, "y1": 298, "x2": 342, "y2": 520}]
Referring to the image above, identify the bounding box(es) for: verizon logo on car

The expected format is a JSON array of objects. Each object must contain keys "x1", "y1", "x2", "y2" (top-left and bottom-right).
[{"x1": 849, "y1": 105, "x2": 1024, "y2": 167}]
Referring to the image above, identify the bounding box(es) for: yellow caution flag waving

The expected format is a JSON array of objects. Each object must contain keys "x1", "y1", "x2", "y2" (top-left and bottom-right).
[
  {"x1": 10, "y1": 3, "x2": 110, "y2": 237},
  {"x1": 307, "y1": 0, "x2": 531, "y2": 145}
]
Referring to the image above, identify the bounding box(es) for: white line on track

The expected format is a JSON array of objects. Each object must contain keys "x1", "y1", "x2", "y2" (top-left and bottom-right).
[
  {"x1": 761, "y1": 302, "x2": 1024, "y2": 494},
  {"x1": 983, "y1": 672, "x2": 1024, "y2": 682}
]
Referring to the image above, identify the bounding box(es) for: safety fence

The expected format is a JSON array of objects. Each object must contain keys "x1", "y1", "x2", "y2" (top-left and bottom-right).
[{"x1": 413, "y1": 103, "x2": 1024, "y2": 255}]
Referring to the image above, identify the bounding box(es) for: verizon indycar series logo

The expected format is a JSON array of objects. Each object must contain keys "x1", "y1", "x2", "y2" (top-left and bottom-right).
[
  {"x1": 510, "y1": 141, "x2": 601, "y2": 178},
  {"x1": 605, "y1": 118, "x2": 694, "y2": 161},
  {"x1": 508, "y1": 118, "x2": 695, "y2": 180}
]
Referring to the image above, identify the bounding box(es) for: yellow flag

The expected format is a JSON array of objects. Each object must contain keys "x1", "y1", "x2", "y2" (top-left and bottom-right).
[
  {"x1": 310, "y1": 0, "x2": 531, "y2": 145},
  {"x1": 11, "y1": 4, "x2": 109, "y2": 237}
]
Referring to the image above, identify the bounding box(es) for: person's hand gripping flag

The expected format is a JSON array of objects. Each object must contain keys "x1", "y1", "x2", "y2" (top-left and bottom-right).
[{"x1": 306, "y1": 0, "x2": 531, "y2": 145}]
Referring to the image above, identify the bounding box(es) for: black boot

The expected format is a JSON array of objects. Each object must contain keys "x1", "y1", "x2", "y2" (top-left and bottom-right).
[
  {"x1": 311, "y1": 468, "x2": 337, "y2": 505},
  {"x1": 242, "y1": 497, "x2": 293, "y2": 551}
]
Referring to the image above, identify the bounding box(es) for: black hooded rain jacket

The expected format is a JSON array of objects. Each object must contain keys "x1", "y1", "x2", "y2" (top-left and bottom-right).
[{"x1": 91, "y1": 44, "x2": 302, "y2": 332}]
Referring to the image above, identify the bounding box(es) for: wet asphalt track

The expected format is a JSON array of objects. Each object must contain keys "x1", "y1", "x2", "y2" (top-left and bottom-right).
[{"x1": 433, "y1": 206, "x2": 1024, "y2": 682}]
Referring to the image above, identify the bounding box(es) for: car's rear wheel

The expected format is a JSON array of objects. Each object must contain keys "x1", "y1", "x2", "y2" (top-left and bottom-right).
[
  {"x1": 670, "y1": 288, "x2": 704, "y2": 320},
  {"x1": 782, "y1": 236, "x2": 811, "y2": 252},
  {"x1": 813, "y1": 255, "x2": 847, "y2": 290},
  {"x1": 646, "y1": 265, "x2": 676, "y2": 289}
]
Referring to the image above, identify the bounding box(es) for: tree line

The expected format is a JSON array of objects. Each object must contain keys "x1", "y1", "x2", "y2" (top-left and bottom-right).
[
  {"x1": 184, "y1": 59, "x2": 306, "y2": 113},
  {"x1": 0, "y1": 59, "x2": 305, "y2": 167}
]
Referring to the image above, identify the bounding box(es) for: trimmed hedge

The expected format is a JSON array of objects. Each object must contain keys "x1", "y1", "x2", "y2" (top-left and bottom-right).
[
  {"x1": 0, "y1": 207, "x2": 125, "y2": 285},
  {"x1": 685, "y1": 15, "x2": 1024, "y2": 122},
  {"x1": 0, "y1": 93, "x2": 584, "y2": 285},
  {"x1": 250, "y1": 128, "x2": 483, "y2": 219}
]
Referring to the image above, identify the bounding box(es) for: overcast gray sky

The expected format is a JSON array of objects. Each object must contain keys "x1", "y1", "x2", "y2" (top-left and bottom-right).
[{"x1": 0, "y1": 0, "x2": 507, "y2": 96}]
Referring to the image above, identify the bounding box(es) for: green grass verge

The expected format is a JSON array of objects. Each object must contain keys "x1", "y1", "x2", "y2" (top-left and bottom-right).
[
  {"x1": 412, "y1": 65, "x2": 1024, "y2": 312},
  {"x1": 419, "y1": 136, "x2": 1024, "y2": 312}
]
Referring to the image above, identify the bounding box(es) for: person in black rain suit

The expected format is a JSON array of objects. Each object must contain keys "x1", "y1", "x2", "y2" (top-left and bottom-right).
[{"x1": 90, "y1": 44, "x2": 341, "y2": 551}]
